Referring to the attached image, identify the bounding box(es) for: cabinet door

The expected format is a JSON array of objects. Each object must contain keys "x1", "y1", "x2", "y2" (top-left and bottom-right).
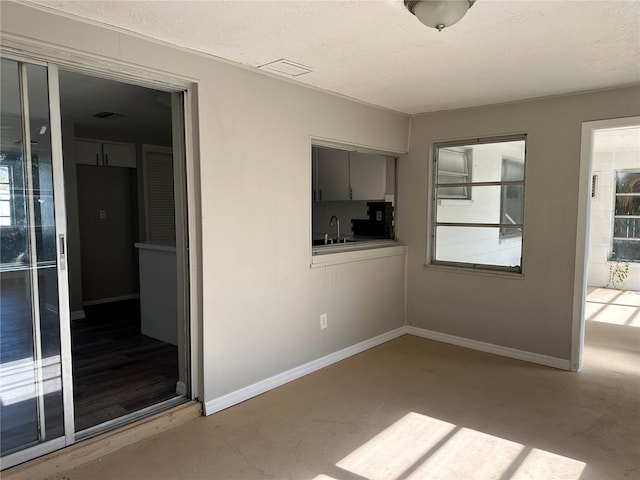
[
  {"x1": 75, "y1": 139, "x2": 102, "y2": 166},
  {"x1": 350, "y1": 152, "x2": 386, "y2": 200},
  {"x1": 103, "y1": 142, "x2": 136, "y2": 168},
  {"x1": 316, "y1": 147, "x2": 350, "y2": 201}
]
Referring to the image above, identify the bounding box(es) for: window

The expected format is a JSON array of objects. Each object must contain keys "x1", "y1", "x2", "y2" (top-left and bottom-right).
[
  {"x1": 612, "y1": 170, "x2": 640, "y2": 261},
  {"x1": 0, "y1": 163, "x2": 12, "y2": 226},
  {"x1": 432, "y1": 135, "x2": 526, "y2": 272}
]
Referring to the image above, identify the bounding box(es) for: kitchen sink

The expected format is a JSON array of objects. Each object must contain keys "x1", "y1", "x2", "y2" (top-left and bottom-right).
[{"x1": 312, "y1": 238, "x2": 357, "y2": 246}]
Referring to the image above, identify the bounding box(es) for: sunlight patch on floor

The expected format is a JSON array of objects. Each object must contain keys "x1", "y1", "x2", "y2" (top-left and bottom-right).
[
  {"x1": 511, "y1": 448, "x2": 588, "y2": 479},
  {"x1": 404, "y1": 426, "x2": 523, "y2": 479},
  {"x1": 0, "y1": 355, "x2": 62, "y2": 406},
  {"x1": 336, "y1": 412, "x2": 456, "y2": 480},
  {"x1": 315, "y1": 412, "x2": 586, "y2": 480},
  {"x1": 586, "y1": 288, "x2": 640, "y2": 327}
]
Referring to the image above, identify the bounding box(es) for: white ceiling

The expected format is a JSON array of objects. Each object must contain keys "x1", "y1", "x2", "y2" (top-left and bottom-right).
[{"x1": 25, "y1": 0, "x2": 640, "y2": 115}]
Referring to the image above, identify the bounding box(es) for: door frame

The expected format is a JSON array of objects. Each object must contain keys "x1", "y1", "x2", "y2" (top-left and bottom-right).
[
  {"x1": 0, "y1": 41, "x2": 202, "y2": 466},
  {"x1": 571, "y1": 115, "x2": 640, "y2": 372}
]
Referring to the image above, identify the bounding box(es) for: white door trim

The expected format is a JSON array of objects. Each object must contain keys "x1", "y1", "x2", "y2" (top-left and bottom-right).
[{"x1": 47, "y1": 62, "x2": 76, "y2": 447}]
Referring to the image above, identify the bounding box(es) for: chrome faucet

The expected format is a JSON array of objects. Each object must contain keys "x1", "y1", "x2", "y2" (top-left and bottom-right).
[{"x1": 329, "y1": 215, "x2": 340, "y2": 243}]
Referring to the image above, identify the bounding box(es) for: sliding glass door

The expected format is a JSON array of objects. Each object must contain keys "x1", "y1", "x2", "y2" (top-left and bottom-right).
[
  {"x1": 1, "y1": 53, "x2": 192, "y2": 469},
  {"x1": 0, "y1": 58, "x2": 73, "y2": 468}
]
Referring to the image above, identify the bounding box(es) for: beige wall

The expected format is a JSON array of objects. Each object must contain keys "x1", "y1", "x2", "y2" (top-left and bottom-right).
[
  {"x1": 399, "y1": 87, "x2": 640, "y2": 361},
  {"x1": 0, "y1": 2, "x2": 409, "y2": 404},
  {"x1": 76, "y1": 165, "x2": 136, "y2": 302}
]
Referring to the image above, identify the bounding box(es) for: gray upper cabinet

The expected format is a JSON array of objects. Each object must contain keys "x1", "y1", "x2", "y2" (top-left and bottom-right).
[
  {"x1": 313, "y1": 146, "x2": 388, "y2": 202},
  {"x1": 75, "y1": 139, "x2": 136, "y2": 168},
  {"x1": 314, "y1": 146, "x2": 350, "y2": 201},
  {"x1": 349, "y1": 152, "x2": 386, "y2": 201}
]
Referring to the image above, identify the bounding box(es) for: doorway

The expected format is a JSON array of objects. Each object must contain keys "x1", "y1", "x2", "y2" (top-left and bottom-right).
[
  {"x1": 573, "y1": 117, "x2": 640, "y2": 371},
  {"x1": 0, "y1": 57, "x2": 192, "y2": 468},
  {"x1": 58, "y1": 70, "x2": 189, "y2": 435}
]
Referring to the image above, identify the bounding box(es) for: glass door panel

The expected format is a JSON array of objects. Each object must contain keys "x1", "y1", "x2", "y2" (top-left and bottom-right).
[{"x1": 0, "y1": 58, "x2": 66, "y2": 460}]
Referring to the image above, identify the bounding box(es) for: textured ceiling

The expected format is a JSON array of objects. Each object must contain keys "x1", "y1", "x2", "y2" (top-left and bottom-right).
[{"x1": 25, "y1": 0, "x2": 640, "y2": 115}]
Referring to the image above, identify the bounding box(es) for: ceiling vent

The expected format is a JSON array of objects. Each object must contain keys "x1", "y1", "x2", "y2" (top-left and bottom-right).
[
  {"x1": 93, "y1": 111, "x2": 123, "y2": 120},
  {"x1": 258, "y1": 59, "x2": 312, "y2": 77}
]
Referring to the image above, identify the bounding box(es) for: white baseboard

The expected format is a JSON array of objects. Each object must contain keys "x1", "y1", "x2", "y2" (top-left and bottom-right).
[
  {"x1": 406, "y1": 326, "x2": 571, "y2": 370},
  {"x1": 82, "y1": 294, "x2": 138, "y2": 306},
  {"x1": 175, "y1": 381, "x2": 187, "y2": 396},
  {"x1": 203, "y1": 324, "x2": 571, "y2": 417},
  {"x1": 204, "y1": 327, "x2": 407, "y2": 416},
  {"x1": 71, "y1": 310, "x2": 86, "y2": 321}
]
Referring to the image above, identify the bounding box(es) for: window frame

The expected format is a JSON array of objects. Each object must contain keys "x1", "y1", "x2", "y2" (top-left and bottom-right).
[
  {"x1": 431, "y1": 134, "x2": 527, "y2": 274},
  {"x1": 611, "y1": 169, "x2": 640, "y2": 262}
]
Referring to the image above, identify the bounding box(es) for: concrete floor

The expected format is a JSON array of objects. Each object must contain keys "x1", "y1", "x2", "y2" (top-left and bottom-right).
[{"x1": 10, "y1": 287, "x2": 640, "y2": 479}]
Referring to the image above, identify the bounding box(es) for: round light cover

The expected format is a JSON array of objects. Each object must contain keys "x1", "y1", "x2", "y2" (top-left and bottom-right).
[{"x1": 411, "y1": 0, "x2": 471, "y2": 31}]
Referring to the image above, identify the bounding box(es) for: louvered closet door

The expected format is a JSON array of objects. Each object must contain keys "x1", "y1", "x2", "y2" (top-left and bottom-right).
[{"x1": 142, "y1": 146, "x2": 175, "y2": 245}]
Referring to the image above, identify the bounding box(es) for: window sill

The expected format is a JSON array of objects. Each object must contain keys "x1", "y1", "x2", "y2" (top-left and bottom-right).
[
  {"x1": 423, "y1": 263, "x2": 525, "y2": 279},
  {"x1": 311, "y1": 241, "x2": 406, "y2": 268}
]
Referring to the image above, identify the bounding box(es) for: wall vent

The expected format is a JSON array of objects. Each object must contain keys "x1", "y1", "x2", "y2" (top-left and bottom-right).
[{"x1": 258, "y1": 59, "x2": 312, "y2": 77}]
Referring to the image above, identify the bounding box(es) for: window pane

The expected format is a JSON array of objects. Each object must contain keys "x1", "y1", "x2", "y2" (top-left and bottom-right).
[
  {"x1": 0, "y1": 166, "x2": 8, "y2": 184},
  {"x1": 616, "y1": 172, "x2": 640, "y2": 194},
  {"x1": 614, "y1": 218, "x2": 640, "y2": 239},
  {"x1": 437, "y1": 173, "x2": 467, "y2": 185},
  {"x1": 612, "y1": 239, "x2": 640, "y2": 261},
  {"x1": 0, "y1": 183, "x2": 10, "y2": 200},
  {"x1": 438, "y1": 148, "x2": 468, "y2": 174},
  {"x1": 435, "y1": 226, "x2": 521, "y2": 268},
  {"x1": 438, "y1": 140, "x2": 524, "y2": 183},
  {"x1": 502, "y1": 158, "x2": 525, "y2": 182},
  {"x1": 500, "y1": 227, "x2": 522, "y2": 238},
  {"x1": 437, "y1": 175, "x2": 469, "y2": 199},
  {"x1": 0, "y1": 201, "x2": 10, "y2": 217},
  {"x1": 501, "y1": 184, "x2": 524, "y2": 225},
  {"x1": 615, "y1": 197, "x2": 640, "y2": 216},
  {"x1": 437, "y1": 185, "x2": 524, "y2": 224}
]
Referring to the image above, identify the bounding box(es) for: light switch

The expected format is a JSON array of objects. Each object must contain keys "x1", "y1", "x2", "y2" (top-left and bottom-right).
[{"x1": 99, "y1": 209, "x2": 106, "y2": 219}]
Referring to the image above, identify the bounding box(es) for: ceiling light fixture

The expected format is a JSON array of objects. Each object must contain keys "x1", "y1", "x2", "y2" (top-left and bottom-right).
[{"x1": 404, "y1": 0, "x2": 475, "y2": 32}]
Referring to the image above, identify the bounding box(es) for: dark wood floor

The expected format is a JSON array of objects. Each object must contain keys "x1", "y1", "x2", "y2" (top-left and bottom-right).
[
  {"x1": 72, "y1": 300, "x2": 179, "y2": 431},
  {"x1": 1, "y1": 275, "x2": 65, "y2": 456},
  {"x1": 1, "y1": 282, "x2": 179, "y2": 456}
]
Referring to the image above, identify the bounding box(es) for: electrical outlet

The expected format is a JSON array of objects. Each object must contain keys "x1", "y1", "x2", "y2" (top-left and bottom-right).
[{"x1": 320, "y1": 314, "x2": 328, "y2": 330}]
